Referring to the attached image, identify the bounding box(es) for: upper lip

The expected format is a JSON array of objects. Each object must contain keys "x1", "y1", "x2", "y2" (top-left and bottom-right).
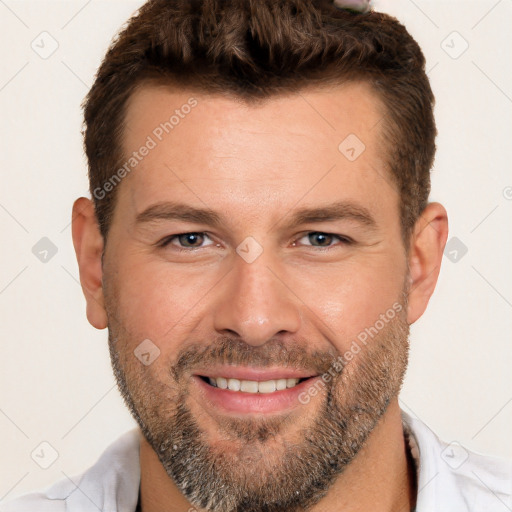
[{"x1": 194, "y1": 366, "x2": 318, "y2": 381}]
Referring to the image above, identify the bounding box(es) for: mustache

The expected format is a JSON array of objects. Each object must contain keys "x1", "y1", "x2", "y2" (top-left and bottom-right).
[{"x1": 171, "y1": 336, "x2": 341, "y2": 382}]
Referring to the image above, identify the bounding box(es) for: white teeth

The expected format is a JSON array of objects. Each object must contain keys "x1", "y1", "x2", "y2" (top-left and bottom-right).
[
  {"x1": 240, "y1": 380, "x2": 259, "y2": 393},
  {"x1": 206, "y1": 377, "x2": 301, "y2": 393},
  {"x1": 286, "y1": 378, "x2": 298, "y2": 388},
  {"x1": 258, "y1": 380, "x2": 276, "y2": 393},
  {"x1": 216, "y1": 377, "x2": 228, "y2": 389},
  {"x1": 276, "y1": 378, "x2": 287, "y2": 390},
  {"x1": 227, "y1": 378, "x2": 241, "y2": 391}
]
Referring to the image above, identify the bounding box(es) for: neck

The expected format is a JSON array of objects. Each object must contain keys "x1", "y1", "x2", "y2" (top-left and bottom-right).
[
  {"x1": 138, "y1": 399, "x2": 417, "y2": 512},
  {"x1": 308, "y1": 400, "x2": 417, "y2": 512}
]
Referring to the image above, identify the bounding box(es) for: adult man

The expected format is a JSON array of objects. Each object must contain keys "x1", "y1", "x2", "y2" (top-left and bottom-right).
[{"x1": 2, "y1": 0, "x2": 510, "y2": 511}]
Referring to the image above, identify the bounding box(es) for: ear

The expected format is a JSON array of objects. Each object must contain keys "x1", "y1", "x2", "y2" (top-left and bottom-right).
[
  {"x1": 71, "y1": 197, "x2": 107, "y2": 329},
  {"x1": 406, "y1": 202, "x2": 449, "y2": 324}
]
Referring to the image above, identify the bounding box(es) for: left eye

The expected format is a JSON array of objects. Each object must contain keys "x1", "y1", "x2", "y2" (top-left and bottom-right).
[
  {"x1": 161, "y1": 232, "x2": 214, "y2": 249},
  {"x1": 294, "y1": 232, "x2": 352, "y2": 248}
]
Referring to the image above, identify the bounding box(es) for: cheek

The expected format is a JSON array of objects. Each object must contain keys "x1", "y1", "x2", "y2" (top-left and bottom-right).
[
  {"x1": 107, "y1": 256, "x2": 214, "y2": 346},
  {"x1": 299, "y1": 255, "x2": 406, "y2": 351}
]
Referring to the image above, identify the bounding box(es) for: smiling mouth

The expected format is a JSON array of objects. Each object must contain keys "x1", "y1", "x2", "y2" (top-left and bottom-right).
[{"x1": 198, "y1": 375, "x2": 312, "y2": 393}]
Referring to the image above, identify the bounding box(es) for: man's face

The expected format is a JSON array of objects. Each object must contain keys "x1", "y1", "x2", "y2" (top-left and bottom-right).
[{"x1": 103, "y1": 82, "x2": 411, "y2": 511}]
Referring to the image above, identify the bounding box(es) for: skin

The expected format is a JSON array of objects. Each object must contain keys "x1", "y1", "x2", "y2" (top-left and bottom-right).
[{"x1": 72, "y1": 81, "x2": 448, "y2": 511}]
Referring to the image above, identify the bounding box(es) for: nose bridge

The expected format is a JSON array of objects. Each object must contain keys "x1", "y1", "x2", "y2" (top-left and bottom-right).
[{"x1": 213, "y1": 248, "x2": 301, "y2": 346}]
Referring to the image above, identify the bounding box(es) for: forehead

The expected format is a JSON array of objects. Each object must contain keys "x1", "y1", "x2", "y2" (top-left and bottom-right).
[
  {"x1": 123, "y1": 81, "x2": 384, "y2": 154},
  {"x1": 117, "y1": 81, "x2": 396, "y2": 226}
]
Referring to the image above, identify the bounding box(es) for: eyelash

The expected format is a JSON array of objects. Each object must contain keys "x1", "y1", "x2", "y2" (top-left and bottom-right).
[{"x1": 157, "y1": 232, "x2": 353, "y2": 251}]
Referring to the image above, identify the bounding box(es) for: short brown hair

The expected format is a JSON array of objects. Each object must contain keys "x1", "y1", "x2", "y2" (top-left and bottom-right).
[{"x1": 83, "y1": 0, "x2": 435, "y2": 244}]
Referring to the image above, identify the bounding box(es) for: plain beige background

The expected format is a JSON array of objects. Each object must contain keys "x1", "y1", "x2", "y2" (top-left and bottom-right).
[{"x1": 0, "y1": 0, "x2": 511, "y2": 502}]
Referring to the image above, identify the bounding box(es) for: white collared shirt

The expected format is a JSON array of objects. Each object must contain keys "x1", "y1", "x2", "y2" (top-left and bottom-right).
[{"x1": 1, "y1": 410, "x2": 510, "y2": 512}]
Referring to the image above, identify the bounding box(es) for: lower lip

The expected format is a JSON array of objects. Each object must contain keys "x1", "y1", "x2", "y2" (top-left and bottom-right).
[{"x1": 193, "y1": 375, "x2": 320, "y2": 415}]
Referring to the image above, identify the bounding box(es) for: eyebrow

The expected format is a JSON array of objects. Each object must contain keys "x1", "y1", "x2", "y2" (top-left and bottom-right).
[
  {"x1": 135, "y1": 200, "x2": 377, "y2": 230},
  {"x1": 285, "y1": 202, "x2": 377, "y2": 230},
  {"x1": 136, "y1": 202, "x2": 222, "y2": 227}
]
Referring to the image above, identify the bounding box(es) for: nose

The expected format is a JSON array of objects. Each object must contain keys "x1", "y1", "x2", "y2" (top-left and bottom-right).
[{"x1": 212, "y1": 249, "x2": 302, "y2": 347}]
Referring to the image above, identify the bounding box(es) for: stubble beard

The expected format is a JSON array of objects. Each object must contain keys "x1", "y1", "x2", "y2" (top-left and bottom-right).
[{"x1": 106, "y1": 291, "x2": 410, "y2": 512}]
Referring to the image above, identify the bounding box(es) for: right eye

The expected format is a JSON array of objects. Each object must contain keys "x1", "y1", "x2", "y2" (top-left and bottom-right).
[{"x1": 158, "y1": 232, "x2": 215, "y2": 250}]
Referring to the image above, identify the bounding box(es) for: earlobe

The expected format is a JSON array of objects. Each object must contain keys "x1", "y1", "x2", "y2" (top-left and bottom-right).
[
  {"x1": 71, "y1": 197, "x2": 108, "y2": 329},
  {"x1": 406, "y1": 202, "x2": 449, "y2": 324}
]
